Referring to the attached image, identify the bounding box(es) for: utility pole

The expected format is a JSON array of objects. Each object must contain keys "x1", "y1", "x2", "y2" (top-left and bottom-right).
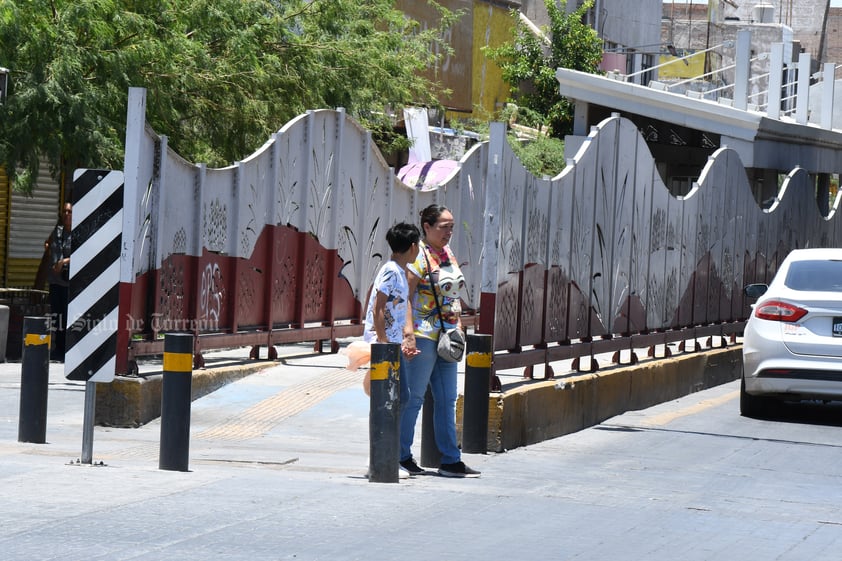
[{"x1": 0, "y1": 67, "x2": 8, "y2": 104}]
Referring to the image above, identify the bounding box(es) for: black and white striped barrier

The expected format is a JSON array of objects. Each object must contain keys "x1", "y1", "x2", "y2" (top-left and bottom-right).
[{"x1": 65, "y1": 169, "x2": 124, "y2": 383}]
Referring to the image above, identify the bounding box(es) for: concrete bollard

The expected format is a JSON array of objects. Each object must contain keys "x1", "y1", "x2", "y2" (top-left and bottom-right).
[
  {"x1": 159, "y1": 333, "x2": 194, "y2": 472},
  {"x1": 462, "y1": 334, "x2": 493, "y2": 454},
  {"x1": 18, "y1": 316, "x2": 51, "y2": 443},
  {"x1": 369, "y1": 342, "x2": 401, "y2": 483}
]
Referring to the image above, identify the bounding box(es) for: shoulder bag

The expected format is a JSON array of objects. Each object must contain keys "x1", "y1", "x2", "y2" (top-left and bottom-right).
[{"x1": 423, "y1": 250, "x2": 465, "y2": 362}]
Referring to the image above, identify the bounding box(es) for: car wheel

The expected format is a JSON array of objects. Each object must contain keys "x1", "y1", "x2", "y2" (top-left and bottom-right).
[{"x1": 740, "y1": 375, "x2": 777, "y2": 418}]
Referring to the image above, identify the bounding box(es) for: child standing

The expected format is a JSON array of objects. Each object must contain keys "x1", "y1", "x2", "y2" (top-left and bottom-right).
[
  {"x1": 363, "y1": 222, "x2": 421, "y2": 349},
  {"x1": 347, "y1": 222, "x2": 421, "y2": 378},
  {"x1": 362, "y1": 222, "x2": 420, "y2": 479}
]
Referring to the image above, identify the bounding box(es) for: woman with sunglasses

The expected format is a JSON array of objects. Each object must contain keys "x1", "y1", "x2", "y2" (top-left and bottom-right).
[{"x1": 399, "y1": 204, "x2": 480, "y2": 478}]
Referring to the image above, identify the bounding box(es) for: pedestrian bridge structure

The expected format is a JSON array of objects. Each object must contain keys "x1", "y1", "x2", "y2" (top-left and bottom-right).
[
  {"x1": 96, "y1": 31, "x2": 842, "y2": 446},
  {"x1": 557, "y1": 29, "x2": 842, "y2": 208}
]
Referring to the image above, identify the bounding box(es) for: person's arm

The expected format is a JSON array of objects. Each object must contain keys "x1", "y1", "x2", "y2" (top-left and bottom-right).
[
  {"x1": 52, "y1": 255, "x2": 70, "y2": 275},
  {"x1": 403, "y1": 269, "x2": 421, "y2": 356},
  {"x1": 448, "y1": 247, "x2": 464, "y2": 331},
  {"x1": 372, "y1": 291, "x2": 389, "y2": 343},
  {"x1": 48, "y1": 229, "x2": 70, "y2": 275},
  {"x1": 34, "y1": 236, "x2": 52, "y2": 289}
]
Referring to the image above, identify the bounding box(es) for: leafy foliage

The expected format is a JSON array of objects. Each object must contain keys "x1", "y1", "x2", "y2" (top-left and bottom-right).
[
  {"x1": 484, "y1": 0, "x2": 602, "y2": 138},
  {"x1": 508, "y1": 134, "x2": 566, "y2": 178},
  {"x1": 0, "y1": 0, "x2": 457, "y2": 192}
]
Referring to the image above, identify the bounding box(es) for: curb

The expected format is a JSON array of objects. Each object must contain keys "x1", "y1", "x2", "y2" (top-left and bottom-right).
[
  {"x1": 95, "y1": 345, "x2": 743, "y2": 446},
  {"x1": 458, "y1": 346, "x2": 743, "y2": 452},
  {"x1": 95, "y1": 361, "x2": 276, "y2": 427}
]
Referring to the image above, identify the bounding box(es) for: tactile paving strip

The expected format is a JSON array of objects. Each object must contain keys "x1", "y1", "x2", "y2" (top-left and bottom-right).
[{"x1": 195, "y1": 367, "x2": 363, "y2": 441}]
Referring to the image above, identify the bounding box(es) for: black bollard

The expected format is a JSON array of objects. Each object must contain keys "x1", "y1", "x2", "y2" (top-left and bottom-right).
[
  {"x1": 462, "y1": 334, "x2": 493, "y2": 454},
  {"x1": 18, "y1": 317, "x2": 51, "y2": 443},
  {"x1": 420, "y1": 386, "x2": 441, "y2": 468},
  {"x1": 159, "y1": 333, "x2": 194, "y2": 472},
  {"x1": 369, "y1": 343, "x2": 401, "y2": 483}
]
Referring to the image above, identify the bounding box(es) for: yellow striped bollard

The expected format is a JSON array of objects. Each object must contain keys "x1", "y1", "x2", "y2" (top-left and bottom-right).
[
  {"x1": 369, "y1": 342, "x2": 401, "y2": 483},
  {"x1": 18, "y1": 316, "x2": 51, "y2": 443},
  {"x1": 461, "y1": 334, "x2": 492, "y2": 454},
  {"x1": 159, "y1": 333, "x2": 194, "y2": 472}
]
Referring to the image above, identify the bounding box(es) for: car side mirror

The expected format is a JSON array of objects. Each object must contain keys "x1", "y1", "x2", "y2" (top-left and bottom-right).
[{"x1": 744, "y1": 283, "x2": 768, "y2": 299}]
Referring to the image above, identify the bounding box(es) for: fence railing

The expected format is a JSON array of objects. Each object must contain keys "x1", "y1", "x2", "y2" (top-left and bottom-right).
[
  {"x1": 116, "y1": 88, "x2": 841, "y2": 384},
  {"x1": 616, "y1": 32, "x2": 837, "y2": 129}
]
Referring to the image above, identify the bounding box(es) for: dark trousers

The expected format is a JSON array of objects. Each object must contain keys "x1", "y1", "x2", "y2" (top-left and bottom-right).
[{"x1": 49, "y1": 283, "x2": 69, "y2": 361}]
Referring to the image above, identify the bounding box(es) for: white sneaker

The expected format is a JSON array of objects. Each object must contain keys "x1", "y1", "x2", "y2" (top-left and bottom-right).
[{"x1": 365, "y1": 466, "x2": 409, "y2": 479}]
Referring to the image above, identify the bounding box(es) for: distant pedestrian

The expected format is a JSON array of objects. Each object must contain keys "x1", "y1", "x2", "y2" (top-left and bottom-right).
[{"x1": 46, "y1": 202, "x2": 72, "y2": 361}]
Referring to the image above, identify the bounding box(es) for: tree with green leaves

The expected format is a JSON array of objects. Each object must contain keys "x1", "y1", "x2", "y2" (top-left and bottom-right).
[
  {"x1": 0, "y1": 0, "x2": 458, "y2": 192},
  {"x1": 485, "y1": 0, "x2": 602, "y2": 138}
]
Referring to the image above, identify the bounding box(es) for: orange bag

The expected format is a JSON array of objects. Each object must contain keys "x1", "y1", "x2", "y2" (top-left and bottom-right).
[
  {"x1": 343, "y1": 341, "x2": 372, "y2": 371},
  {"x1": 341, "y1": 341, "x2": 372, "y2": 395}
]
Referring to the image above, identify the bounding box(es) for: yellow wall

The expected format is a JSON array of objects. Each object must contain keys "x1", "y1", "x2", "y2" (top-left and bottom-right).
[
  {"x1": 7, "y1": 259, "x2": 41, "y2": 288},
  {"x1": 472, "y1": 1, "x2": 515, "y2": 117},
  {"x1": 657, "y1": 52, "x2": 707, "y2": 80},
  {"x1": 448, "y1": 0, "x2": 515, "y2": 121}
]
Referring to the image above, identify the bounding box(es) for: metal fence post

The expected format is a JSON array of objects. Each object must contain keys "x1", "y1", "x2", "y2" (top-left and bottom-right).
[
  {"x1": 369, "y1": 342, "x2": 400, "y2": 483},
  {"x1": 159, "y1": 333, "x2": 194, "y2": 472},
  {"x1": 18, "y1": 316, "x2": 51, "y2": 443},
  {"x1": 462, "y1": 334, "x2": 492, "y2": 454}
]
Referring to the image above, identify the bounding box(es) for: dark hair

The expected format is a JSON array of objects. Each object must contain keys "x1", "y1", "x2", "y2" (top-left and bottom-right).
[
  {"x1": 386, "y1": 222, "x2": 421, "y2": 254},
  {"x1": 419, "y1": 204, "x2": 449, "y2": 228}
]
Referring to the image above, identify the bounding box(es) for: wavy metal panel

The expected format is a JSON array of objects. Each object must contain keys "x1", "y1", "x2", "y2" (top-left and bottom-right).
[{"x1": 120, "y1": 101, "x2": 842, "y2": 375}]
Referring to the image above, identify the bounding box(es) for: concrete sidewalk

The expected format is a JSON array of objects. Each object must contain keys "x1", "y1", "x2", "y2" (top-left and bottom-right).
[
  {"x1": 0, "y1": 339, "x2": 741, "y2": 560},
  {"x1": 0, "y1": 342, "x2": 377, "y2": 471},
  {"x1": 0, "y1": 342, "x2": 506, "y2": 560}
]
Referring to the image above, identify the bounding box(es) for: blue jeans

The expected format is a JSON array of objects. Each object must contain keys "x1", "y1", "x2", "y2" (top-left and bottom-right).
[
  {"x1": 398, "y1": 355, "x2": 410, "y2": 406},
  {"x1": 400, "y1": 336, "x2": 461, "y2": 465}
]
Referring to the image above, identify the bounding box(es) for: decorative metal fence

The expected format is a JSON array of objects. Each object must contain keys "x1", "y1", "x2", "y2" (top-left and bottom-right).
[
  {"x1": 478, "y1": 115, "x2": 835, "y2": 382},
  {"x1": 116, "y1": 88, "x2": 838, "y2": 382}
]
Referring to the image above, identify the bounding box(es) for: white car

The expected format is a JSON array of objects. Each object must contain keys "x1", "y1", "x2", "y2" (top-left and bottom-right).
[{"x1": 741, "y1": 247, "x2": 842, "y2": 417}]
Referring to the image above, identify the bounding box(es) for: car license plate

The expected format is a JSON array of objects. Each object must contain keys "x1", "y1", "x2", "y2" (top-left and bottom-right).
[{"x1": 834, "y1": 317, "x2": 842, "y2": 337}]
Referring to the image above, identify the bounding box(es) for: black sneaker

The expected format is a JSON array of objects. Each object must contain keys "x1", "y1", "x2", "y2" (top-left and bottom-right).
[
  {"x1": 438, "y1": 461, "x2": 481, "y2": 478},
  {"x1": 399, "y1": 458, "x2": 427, "y2": 476}
]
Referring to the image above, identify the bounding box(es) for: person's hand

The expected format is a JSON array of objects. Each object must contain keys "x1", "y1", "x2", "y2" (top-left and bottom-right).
[
  {"x1": 54, "y1": 257, "x2": 70, "y2": 272},
  {"x1": 402, "y1": 333, "x2": 419, "y2": 358}
]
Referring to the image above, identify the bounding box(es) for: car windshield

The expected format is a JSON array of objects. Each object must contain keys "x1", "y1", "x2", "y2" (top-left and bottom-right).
[{"x1": 784, "y1": 259, "x2": 842, "y2": 292}]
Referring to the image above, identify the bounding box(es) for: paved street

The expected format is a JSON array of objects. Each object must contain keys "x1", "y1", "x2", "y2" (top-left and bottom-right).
[{"x1": 2, "y1": 342, "x2": 842, "y2": 560}]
